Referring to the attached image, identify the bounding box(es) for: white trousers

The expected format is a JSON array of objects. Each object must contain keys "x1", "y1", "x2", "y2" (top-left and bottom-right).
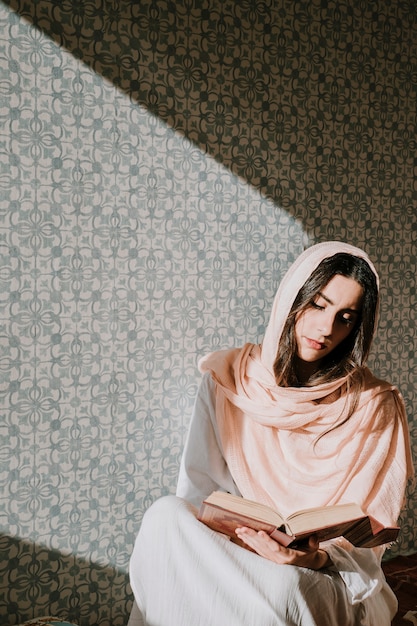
[{"x1": 128, "y1": 496, "x2": 396, "y2": 626}]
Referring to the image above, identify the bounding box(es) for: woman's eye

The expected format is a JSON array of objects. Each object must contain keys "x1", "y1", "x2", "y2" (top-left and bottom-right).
[
  {"x1": 340, "y1": 316, "x2": 354, "y2": 326},
  {"x1": 311, "y1": 301, "x2": 324, "y2": 310}
]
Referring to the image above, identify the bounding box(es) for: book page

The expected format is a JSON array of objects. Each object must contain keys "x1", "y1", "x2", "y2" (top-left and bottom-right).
[
  {"x1": 202, "y1": 492, "x2": 285, "y2": 527},
  {"x1": 286, "y1": 502, "x2": 364, "y2": 535}
]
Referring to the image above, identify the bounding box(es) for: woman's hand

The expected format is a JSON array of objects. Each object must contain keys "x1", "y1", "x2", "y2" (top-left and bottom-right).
[{"x1": 235, "y1": 527, "x2": 330, "y2": 570}]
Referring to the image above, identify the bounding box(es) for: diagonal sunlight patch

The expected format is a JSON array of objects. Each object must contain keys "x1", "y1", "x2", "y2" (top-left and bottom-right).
[{"x1": 0, "y1": 1, "x2": 308, "y2": 572}]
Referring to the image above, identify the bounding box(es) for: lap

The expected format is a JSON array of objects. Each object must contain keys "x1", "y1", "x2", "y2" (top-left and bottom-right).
[{"x1": 129, "y1": 496, "x2": 372, "y2": 626}]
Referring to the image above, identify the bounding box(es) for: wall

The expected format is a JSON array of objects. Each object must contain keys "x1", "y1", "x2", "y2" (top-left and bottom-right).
[{"x1": 0, "y1": 0, "x2": 416, "y2": 624}]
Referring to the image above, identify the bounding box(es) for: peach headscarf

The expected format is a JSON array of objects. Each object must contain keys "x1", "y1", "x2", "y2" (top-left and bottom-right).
[{"x1": 199, "y1": 242, "x2": 414, "y2": 526}]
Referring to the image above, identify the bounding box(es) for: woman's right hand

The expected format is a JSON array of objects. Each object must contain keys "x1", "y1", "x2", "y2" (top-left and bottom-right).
[{"x1": 235, "y1": 527, "x2": 331, "y2": 570}]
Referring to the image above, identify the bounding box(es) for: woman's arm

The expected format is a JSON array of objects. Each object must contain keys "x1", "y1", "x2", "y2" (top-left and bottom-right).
[{"x1": 176, "y1": 373, "x2": 240, "y2": 507}]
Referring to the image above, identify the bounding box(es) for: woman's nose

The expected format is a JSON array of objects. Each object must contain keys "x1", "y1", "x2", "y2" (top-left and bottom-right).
[{"x1": 318, "y1": 314, "x2": 334, "y2": 336}]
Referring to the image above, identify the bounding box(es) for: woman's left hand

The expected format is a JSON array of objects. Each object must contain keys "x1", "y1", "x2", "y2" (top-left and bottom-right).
[{"x1": 235, "y1": 527, "x2": 330, "y2": 570}]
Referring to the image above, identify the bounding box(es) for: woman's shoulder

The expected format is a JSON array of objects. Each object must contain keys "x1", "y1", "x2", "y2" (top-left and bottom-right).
[
  {"x1": 198, "y1": 346, "x2": 244, "y2": 374},
  {"x1": 362, "y1": 367, "x2": 406, "y2": 415},
  {"x1": 363, "y1": 367, "x2": 398, "y2": 391},
  {"x1": 200, "y1": 370, "x2": 216, "y2": 391}
]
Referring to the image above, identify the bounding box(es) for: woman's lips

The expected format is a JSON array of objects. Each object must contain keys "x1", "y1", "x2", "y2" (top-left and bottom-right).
[{"x1": 305, "y1": 338, "x2": 326, "y2": 350}]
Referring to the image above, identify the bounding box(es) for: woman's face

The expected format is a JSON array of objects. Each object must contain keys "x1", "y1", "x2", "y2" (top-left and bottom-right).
[{"x1": 294, "y1": 274, "x2": 364, "y2": 378}]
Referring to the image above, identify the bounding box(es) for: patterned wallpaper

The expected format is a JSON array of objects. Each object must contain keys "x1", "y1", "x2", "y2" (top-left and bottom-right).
[{"x1": 0, "y1": 0, "x2": 416, "y2": 624}]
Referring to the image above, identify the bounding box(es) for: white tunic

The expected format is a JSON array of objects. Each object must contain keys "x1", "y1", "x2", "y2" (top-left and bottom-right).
[{"x1": 128, "y1": 374, "x2": 398, "y2": 626}]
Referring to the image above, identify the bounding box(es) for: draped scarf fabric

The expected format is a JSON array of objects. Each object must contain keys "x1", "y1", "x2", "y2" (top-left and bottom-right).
[{"x1": 199, "y1": 242, "x2": 414, "y2": 527}]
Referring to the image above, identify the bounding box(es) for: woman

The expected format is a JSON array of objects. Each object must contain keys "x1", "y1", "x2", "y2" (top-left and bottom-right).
[{"x1": 128, "y1": 241, "x2": 413, "y2": 626}]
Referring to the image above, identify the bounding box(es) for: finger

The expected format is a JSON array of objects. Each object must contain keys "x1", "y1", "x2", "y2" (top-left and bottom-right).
[
  {"x1": 235, "y1": 526, "x2": 257, "y2": 540},
  {"x1": 308, "y1": 534, "x2": 320, "y2": 550}
]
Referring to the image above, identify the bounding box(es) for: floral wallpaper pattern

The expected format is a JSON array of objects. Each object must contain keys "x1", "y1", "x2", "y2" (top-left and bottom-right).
[{"x1": 0, "y1": 0, "x2": 416, "y2": 624}]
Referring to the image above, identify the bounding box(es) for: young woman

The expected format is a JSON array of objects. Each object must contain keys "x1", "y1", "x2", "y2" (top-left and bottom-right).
[{"x1": 128, "y1": 241, "x2": 413, "y2": 626}]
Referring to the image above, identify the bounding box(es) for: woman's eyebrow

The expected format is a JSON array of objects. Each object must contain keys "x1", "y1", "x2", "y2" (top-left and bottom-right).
[{"x1": 318, "y1": 291, "x2": 360, "y2": 313}]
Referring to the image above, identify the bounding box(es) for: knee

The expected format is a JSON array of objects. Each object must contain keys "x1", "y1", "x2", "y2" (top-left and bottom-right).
[
  {"x1": 144, "y1": 494, "x2": 180, "y2": 518},
  {"x1": 142, "y1": 494, "x2": 195, "y2": 526}
]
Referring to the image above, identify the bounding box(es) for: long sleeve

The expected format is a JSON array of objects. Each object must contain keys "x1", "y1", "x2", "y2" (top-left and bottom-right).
[{"x1": 176, "y1": 373, "x2": 240, "y2": 507}]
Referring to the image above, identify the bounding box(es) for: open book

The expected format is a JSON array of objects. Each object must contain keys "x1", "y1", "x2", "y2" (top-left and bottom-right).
[{"x1": 197, "y1": 491, "x2": 399, "y2": 549}]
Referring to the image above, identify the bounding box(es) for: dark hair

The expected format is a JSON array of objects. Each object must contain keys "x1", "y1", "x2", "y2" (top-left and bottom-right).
[{"x1": 273, "y1": 252, "x2": 378, "y2": 388}]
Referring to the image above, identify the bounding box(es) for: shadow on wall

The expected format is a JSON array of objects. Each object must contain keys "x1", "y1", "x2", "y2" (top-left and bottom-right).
[
  {"x1": 2, "y1": 0, "x2": 321, "y2": 221},
  {"x1": 0, "y1": 534, "x2": 132, "y2": 626}
]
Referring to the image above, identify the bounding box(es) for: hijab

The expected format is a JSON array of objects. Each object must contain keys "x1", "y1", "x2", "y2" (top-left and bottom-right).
[{"x1": 199, "y1": 242, "x2": 414, "y2": 526}]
